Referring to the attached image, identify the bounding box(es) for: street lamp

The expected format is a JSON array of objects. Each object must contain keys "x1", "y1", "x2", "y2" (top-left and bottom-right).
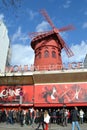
[{"x1": 19, "y1": 88, "x2": 23, "y2": 105}]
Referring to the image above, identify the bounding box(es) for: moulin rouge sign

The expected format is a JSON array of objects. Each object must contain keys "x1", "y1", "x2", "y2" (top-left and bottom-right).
[{"x1": 4, "y1": 62, "x2": 84, "y2": 73}]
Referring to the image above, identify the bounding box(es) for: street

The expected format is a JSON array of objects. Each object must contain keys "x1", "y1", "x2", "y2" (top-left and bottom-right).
[{"x1": 0, "y1": 122, "x2": 87, "y2": 130}]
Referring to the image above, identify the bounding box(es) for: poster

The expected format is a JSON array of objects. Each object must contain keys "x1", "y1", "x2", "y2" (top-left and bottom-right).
[
  {"x1": 0, "y1": 83, "x2": 87, "y2": 106},
  {"x1": 0, "y1": 85, "x2": 34, "y2": 105},
  {"x1": 34, "y1": 83, "x2": 87, "y2": 104}
]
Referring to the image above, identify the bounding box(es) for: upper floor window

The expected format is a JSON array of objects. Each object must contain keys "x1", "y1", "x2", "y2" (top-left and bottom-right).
[
  {"x1": 38, "y1": 52, "x2": 41, "y2": 58},
  {"x1": 35, "y1": 52, "x2": 41, "y2": 59},
  {"x1": 52, "y1": 51, "x2": 56, "y2": 58},
  {"x1": 44, "y1": 50, "x2": 49, "y2": 58}
]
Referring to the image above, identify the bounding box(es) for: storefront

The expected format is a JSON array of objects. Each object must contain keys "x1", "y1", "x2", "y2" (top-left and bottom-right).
[{"x1": 0, "y1": 70, "x2": 87, "y2": 108}]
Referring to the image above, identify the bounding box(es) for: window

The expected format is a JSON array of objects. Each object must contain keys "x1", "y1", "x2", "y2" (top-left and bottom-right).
[
  {"x1": 38, "y1": 52, "x2": 41, "y2": 58},
  {"x1": 44, "y1": 50, "x2": 49, "y2": 58},
  {"x1": 52, "y1": 51, "x2": 56, "y2": 58},
  {"x1": 36, "y1": 52, "x2": 41, "y2": 59}
]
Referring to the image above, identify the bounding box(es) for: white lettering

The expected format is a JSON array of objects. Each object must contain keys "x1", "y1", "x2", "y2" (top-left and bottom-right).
[
  {"x1": 0, "y1": 88, "x2": 21, "y2": 98},
  {"x1": 0, "y1": 62, "x2": 85, "y2": 74}
]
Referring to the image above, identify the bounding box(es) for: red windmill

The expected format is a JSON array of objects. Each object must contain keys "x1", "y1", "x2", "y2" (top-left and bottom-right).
[{"x1": 29, "y1": 9, "x2": 74, "y2": 71}]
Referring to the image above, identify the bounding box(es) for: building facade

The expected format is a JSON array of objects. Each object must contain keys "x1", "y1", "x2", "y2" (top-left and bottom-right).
[
  {"x1": 0, "y1": 21, "x2": 10, "y2": 73},
  {"x1": 0, "y1": 69, "x2": 87, "y2": 108}
]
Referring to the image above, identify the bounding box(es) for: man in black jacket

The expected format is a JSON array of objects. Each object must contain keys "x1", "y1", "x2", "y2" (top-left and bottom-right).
[
  {"x1": 35, "y1": 110, "x2": 44, "y2": 130},
  {"x1": 71, "y1": 107, "x2": 81, "y2": 130}
]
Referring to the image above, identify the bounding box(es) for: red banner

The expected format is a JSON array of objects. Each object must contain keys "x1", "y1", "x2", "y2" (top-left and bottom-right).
[
  {"x1": 34, "y1": 83, "x2": 87, "y2": 104},
  {"x1": 0, "y1": 83, "x2": 87, "y2": 107},
  {"x1": 0, "y1": 85, "x2": 33, "y2": 105}
]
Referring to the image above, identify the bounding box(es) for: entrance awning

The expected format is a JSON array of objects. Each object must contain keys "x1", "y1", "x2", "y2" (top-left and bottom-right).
[
  {"x1": 0, "y1": 103, "x2": 33, "y2": 107},
  {"x1": 34, "y1": 103, "x2": 63, "y2": 107},
  {"x1": 34, "y1": 103, "x2": 87, "y2": 107}
]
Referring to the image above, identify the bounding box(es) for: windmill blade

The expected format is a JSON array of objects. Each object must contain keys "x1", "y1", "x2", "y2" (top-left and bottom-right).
[
  {"x1": 29, "y1": 31, "x2": 48, "y2": 39},
  {"x1": 39, "y1": 9, "x2": 55, "y2": 29},
  {"x1": 56, "y1": 33, "x2": 74, "y2": 57},
  {"x1": 58, "y1": 25, "x2": 75, "y2": 32},
  {"x1": 29, "y1": 30, "x2": 54, "y2": 39},
  {"x1": 29, "y1": 31, "x2": 46, "y2": 39}
]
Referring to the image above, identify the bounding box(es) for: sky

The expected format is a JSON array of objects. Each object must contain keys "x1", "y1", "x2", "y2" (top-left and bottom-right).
[{"x1": 0, "y1": 0, "x2": 87, "y2": 67}]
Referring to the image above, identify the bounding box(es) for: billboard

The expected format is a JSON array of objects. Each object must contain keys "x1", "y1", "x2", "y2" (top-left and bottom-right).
[
  {"x1": 0, "y1": 85, "x2": 34, "y2": 106},
  {"x1": 34, "y1": 83, "x2": 87, "y2": 105},
  {"x1": 0, "y1": 83, "x2": 87, "y2": 107}
]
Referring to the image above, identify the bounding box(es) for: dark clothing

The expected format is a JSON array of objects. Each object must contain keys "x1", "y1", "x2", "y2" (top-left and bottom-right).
[
  {"x1": 39, "y1": 113, "x2": 44, "y2": 123},
  {"x1": 20, "y1": 110, "x2": 24, "y2": 126},
  {"x1": 71, "y1": 108, "x2": 80, "y2": 130},
  {"x1": 36, "y1": 111, "x2": 44, "y2": 130},
  {"x1": 71, "y1": 109, "x2": 79, "y2": 122}
]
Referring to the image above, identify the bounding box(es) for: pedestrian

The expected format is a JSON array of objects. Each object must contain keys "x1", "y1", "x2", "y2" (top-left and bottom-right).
[
  {"x1": 44, "y1": 110, "x2": 50, "y2": 130},
  {"x1": 71, "y1": 107, "x2": 81, "y2": 130},
  {"x1": 63, "y1": 109, "x2": 68, "y2": 126},
  {"x1": 35, "y1": 109, "x2": 44, "y2": 130},
  {"x1": 34, "y1": 109, "x2": 40, "y2": 124},
  {"x1": 79, "y1": 109, "x2": 84, "y2": 124},
  {"x1": 20, "y1": 109, "x2": 24, "y2": 127}
]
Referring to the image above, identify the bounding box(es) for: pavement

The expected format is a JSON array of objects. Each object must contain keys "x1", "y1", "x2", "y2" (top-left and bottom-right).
[{"x1": 0, "y1": 122, "x2": 87, "y2": 130}]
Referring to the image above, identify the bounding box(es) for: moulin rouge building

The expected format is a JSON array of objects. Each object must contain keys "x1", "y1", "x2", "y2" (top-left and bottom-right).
[{"x1": 0, "y1": 10, "x2": 87, "y2": 108}]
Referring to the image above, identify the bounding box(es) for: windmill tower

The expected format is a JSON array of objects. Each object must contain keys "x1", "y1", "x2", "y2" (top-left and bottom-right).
[{"x1": 30, "y1": 9, "x2": 74, "y2": 71}]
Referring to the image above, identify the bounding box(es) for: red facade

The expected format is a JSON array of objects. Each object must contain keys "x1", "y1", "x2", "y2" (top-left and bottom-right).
[{"x1": 0, "y1": 82, "x2": 87, "y2": 107}]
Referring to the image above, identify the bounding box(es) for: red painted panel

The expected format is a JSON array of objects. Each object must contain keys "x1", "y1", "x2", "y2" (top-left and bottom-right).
[
  {"x1": 34, "y1": 83, "x2": 87, "y2": 105},
  {"x1": 0, "y1": 85, "x2": 34, "y2": 105}
]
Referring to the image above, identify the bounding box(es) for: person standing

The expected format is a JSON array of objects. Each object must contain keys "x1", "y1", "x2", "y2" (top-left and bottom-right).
[
  {"x1": 79, "y1": 109, "x2": 84, "y2": 124},
  {"x1": 44, "y1": 110, "x2": 50, "y2": 130},
  {"x1": 71, "y1": 107, "x2": 81, "y2": 130},
  {"x1": 20, "y1": 109, "x2": 24, "y2": 127},
  {"x1": 35, "y1": 109, "x2": 44, "y2": 130}
]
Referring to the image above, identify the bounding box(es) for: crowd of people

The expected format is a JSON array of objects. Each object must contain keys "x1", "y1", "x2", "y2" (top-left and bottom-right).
[{"x1": 0, "y1": 107, "x2": 87, "y2": 130}]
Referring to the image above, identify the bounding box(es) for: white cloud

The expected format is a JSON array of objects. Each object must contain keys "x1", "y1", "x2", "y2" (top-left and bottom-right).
[
  {"x1": 36, "y1": 21, "x2": 50, "y2": 32},
  {"x1": 29, "y1": 10, "x2": 37, "y2": 20},
  {"x1": 11, "y1": 27, "x2": 21, "y2": 42},
  {"x1": 11, "y1": 26, "x2": 29, "y2": 43},
  {"x1": 82, "y1": 22, "x2": 87, "y2": 29},
  {"x1": 10, "y1": 26, "x2": 34, "y2": 67},
  {"x1": 62, "y1": 40, "x2": 87, "y2": 63},
  {"x1": 10, "y1": 44, "x2": 34, "y2": 66},
  {"x1": 26, "y1": 9, "x2": 37, "y2": 20},
  {"x1": 63, "y1": 0, "x2": 71, "y2": 8},
  {"x1": 0, "y1": 14, "x2": 4, "y2": 21}
]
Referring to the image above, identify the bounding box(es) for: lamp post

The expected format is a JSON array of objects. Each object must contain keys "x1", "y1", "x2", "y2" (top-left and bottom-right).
[{"x1": 19, "y1": 88, "x2": 23, "y2": 105}]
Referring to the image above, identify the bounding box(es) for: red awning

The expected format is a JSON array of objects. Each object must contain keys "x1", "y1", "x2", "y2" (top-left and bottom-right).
[
  {"x1": 0, "y1": 104, "x2": 33, "y2": 107},
  {"x1": 21, "y1": 104, "x2": 33, "y2": 107},
  {"x1": 34, "y1": 103, "x2": 87, "y2": 107},
  {"x1": 34, "y1": 103, "x2": 63, "y2": 107}
]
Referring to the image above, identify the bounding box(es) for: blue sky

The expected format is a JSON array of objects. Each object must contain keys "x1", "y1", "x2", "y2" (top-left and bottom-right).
[{"x1": 0, "y1": 0, "x2": 87, "y2": 66}]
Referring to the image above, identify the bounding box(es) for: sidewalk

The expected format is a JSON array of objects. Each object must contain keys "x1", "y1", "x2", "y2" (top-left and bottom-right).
[{"x1": 0, "y1": 122, "x2": 87, "y2": 130}]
